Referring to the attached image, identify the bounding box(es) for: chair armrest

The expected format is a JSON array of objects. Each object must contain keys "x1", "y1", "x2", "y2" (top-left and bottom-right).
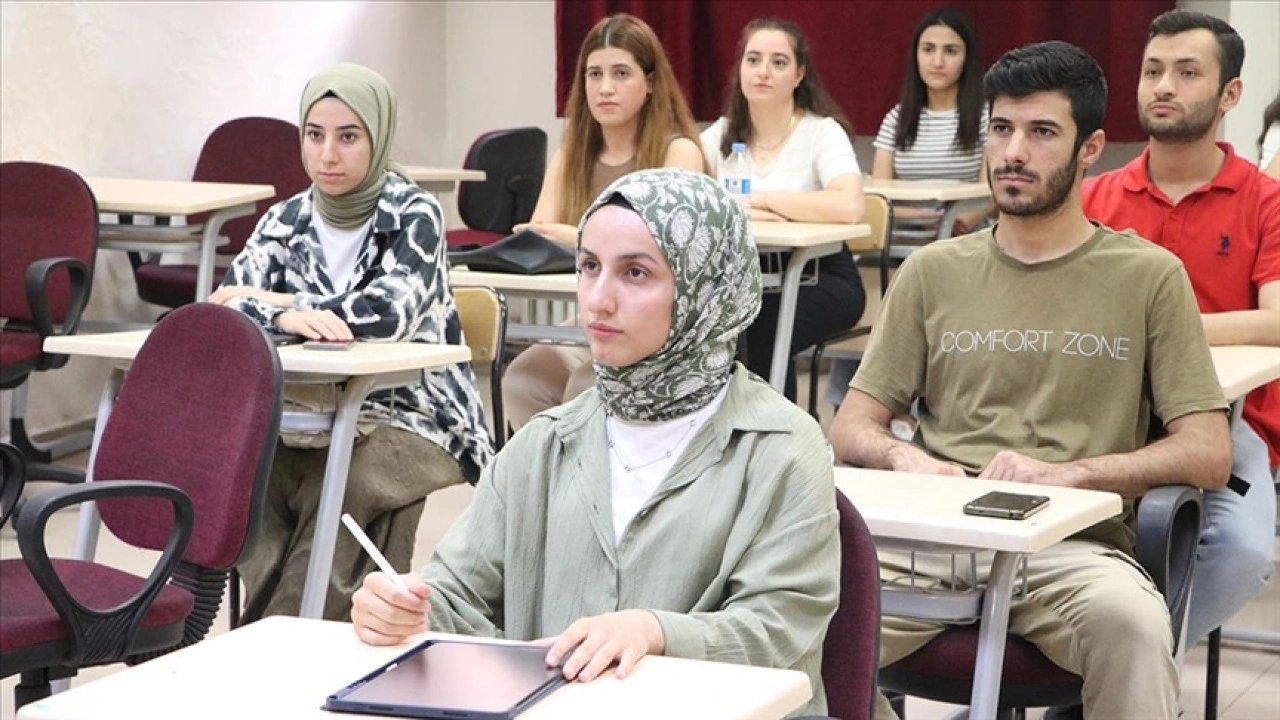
[
  {"x1": 1134, "y1": 484, "x2": 1201, "y2": 642},
  {"x1": 25, "y1": 257, "x2": 90, "y2": 339},
  {"x1": 0, "y1": 442, "x2": 26, "y2": 529},
  {"x1": 14, "y1": 480, "x2": 194, "y2": 666}
]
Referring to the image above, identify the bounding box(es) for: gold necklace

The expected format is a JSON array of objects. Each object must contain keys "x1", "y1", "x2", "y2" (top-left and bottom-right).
[{"x1": 752, "y1": 113, "x2": 798, "y2": 152}]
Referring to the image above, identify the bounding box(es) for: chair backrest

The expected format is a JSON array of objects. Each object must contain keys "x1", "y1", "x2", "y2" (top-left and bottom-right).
[
  {"x1": 0, "y1": 162, "x2": 98, "y2": 323},
  {"x1": 860, "y1": 193, "x2": 894, "y2": 299},
  {"x1": 823, "y1": 490, "x2": 882, "y2": 720},
  {"x1": 456, "y1": 128, "x2": 548, "y2": 234},
  {"x1": 191, "y1": 116, "x2": 312, "y2": 256},
  {"x1": 93, "y1": 304, "x2": 283, "y2": 570},
  {"x1": 454, "y1": 286, "x2": 505, "y2": 366}
]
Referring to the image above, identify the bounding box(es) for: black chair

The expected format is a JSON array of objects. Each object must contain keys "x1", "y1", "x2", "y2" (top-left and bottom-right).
[{"x1": 445, "y1": 127, "x2": 547, "y2": 250}]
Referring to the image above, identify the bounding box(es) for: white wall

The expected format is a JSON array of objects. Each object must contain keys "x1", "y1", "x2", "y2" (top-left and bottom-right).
[{"x1": 0, "y1": 0, "x2": 450, "y2": 438}]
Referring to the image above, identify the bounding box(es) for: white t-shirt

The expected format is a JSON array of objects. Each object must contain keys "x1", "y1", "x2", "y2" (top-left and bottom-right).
[
  {"x1": 313, "y1": 213, "x2": 373, "y2": 292},
  {"x1": 606, "y1": 383, "x2": 730, "y2": 545},
  {"x1": 700, "y1": 113, "x2": 861, "y2": 192},
  {"x1": 1261, "y1": 122, "x2": 1280, "y2": 170},
  {"x1": 874, "y1": 104, "x2": 988, "y2": 182}
]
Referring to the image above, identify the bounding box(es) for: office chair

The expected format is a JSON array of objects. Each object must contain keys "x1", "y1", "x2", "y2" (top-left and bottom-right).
[
  {"x1": 453, "y1": 286, "x2": 509, "y2": 450},
  {"x1": 0, "y1": 161, "x2": 99, "y2": 483},
  {"x1": 122, "y1": 116, "x2": 310, "y2": 309},
  {"x1": 879, "y1": 485, "x2": 1202, "y2": 719},
  {"x1": 0, "y1": 303, "x2": 283, "y2": 710},
  {"x1": 805, "y1": 193, "x2": 893, "y2": 418},
  {"x1": 445, "y1": 127, "x2": 547, "y2": 250}
]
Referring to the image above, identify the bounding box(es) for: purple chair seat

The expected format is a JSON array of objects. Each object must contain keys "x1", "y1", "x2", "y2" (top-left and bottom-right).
[
  {"x1": 133, "y1": 264, "x2": 230, "y2": 309},
  {"x1": 0, "y1": 559, "x2": 194, "y2": 652},
  {"x1": 446, "y1": 227, "x2": 505, "y2": 250},
  {"x1": 0, "y1": 332, "x2": 43, "y2": 383}
]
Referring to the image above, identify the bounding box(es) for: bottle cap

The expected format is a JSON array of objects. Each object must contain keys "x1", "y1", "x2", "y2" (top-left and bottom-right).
[{"x1": 731, "y1": 142, "x2": 747, "y2": 153}]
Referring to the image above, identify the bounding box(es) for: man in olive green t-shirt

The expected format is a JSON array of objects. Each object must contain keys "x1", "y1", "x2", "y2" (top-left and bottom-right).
[{"x1": 830, "y1": 42, "x2": 1231, "y2": 720}]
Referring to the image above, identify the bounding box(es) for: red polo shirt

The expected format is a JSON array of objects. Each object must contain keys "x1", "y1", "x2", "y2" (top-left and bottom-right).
[{"x1": 1083, "y1": 142, "x2": 1280, "y2": 464}]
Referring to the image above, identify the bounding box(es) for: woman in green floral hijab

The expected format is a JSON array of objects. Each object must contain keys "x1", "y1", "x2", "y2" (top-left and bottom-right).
[
  {"x1": 581, "y1": 168, "x2": 762, "y2": 421},
  {"x1": 353, "y1": 167, "x2": 840, "y2": 717}
]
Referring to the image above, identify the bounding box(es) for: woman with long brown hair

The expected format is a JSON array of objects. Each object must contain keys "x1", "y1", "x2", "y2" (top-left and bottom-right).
[
  {"x1": 504, "y1": 13, "x2": 707, "y2": 431},
  {"x1": 701, "y1": 17, "x2": 866, "y2": 401}
]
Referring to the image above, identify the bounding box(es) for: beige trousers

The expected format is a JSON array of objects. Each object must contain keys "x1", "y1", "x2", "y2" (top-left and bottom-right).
[
  {"x1": 237, "y1": 426, "x2": 466, "y2": 622},
  {"x1": 875, "y1": 539, "x2": 1178, "y2": 720},
  {"x1": 502, "y1": 344, "x2": 595, "y2": 431}
]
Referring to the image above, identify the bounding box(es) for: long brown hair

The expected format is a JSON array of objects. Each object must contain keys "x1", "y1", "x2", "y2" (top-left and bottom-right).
[
  {"x1": 559, "y1": 13, "x2": 707, "y2": 223},
  {"x1": 717, "y1": 18, "x2": 855, "y2": 159}
]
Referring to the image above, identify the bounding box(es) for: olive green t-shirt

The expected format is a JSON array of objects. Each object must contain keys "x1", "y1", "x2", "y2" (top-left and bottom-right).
[{"x1": 851, "y1": 224, "x2": 1227, "y2": 552}]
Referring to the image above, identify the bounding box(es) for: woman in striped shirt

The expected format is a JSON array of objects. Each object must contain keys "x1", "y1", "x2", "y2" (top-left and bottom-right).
[{"x1": 873, "y1": 7, "x2": 990, "y2": 235}]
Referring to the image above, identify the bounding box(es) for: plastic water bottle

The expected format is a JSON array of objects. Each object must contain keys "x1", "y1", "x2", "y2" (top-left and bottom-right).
[{"x1": 722, "y1": 142, "x2": 753, "y2": 209}]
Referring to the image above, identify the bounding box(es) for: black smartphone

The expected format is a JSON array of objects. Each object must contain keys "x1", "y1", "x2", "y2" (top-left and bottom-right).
[
  {"x1": 303, "y1": 339, "x2": 355, "y2": 351},
  {"x1": 963, "y1": 490, "x2": 1051, "y2": 520}
]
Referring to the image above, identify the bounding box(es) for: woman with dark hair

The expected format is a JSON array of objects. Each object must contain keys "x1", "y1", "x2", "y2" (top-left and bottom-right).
[
  {"x1": 503, "y1": 13, "x2": 708, "y2": 432},
  {"x1": 873, "y1": 6, "x2": 990, "y2": 233},
  {"x1": 701, "y1": 17, "x2": 866, "y2": 400},
  {"x1": 1260, "y1": 90, "x2": 1280, "y2": 178}
]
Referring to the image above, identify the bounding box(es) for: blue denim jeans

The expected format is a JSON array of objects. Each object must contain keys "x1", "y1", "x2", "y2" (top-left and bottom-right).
[{"x1": 1185, "y1": 419, "x2": 1276, "y2": 646}]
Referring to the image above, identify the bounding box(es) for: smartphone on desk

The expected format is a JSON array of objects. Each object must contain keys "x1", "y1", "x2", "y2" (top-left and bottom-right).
[
  {"x1": 303, "y1": 339, "x2": 355, "y2": 351},
  {"x1": 963, "y1": 490, "x2": 1050, "y2": 520}
]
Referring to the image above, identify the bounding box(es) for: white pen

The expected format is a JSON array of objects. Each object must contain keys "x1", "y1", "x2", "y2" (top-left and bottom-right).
[{"x1": 342, "y1": 513, "x2": 410, "y2": 592}]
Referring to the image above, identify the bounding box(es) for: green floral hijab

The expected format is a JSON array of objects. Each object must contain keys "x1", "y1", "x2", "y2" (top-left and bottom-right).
[
  {"x1": 580, "y1": 168, "x2": 762, "y2": 422},
  {"x1": 299, "y1": 63, "x2": 408, "y2": 229}
]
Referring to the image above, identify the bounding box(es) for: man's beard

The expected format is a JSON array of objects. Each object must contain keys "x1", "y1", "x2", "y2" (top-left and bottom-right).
[
  {"x1": 990, "y1": 153, "x2": 1077, "y2": 218},
  {"x1": 1140, "y1": 94, "x2": 1219, "y2": 143}
]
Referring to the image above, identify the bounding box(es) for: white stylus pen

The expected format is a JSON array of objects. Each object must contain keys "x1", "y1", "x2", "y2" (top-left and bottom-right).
[{"x1": 342, "y1": 513, "x2": 410, "y2": 592}]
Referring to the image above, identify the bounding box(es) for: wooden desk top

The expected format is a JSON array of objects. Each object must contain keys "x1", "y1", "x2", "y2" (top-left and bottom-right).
[
  {"x1": 864, "y1": 178, "x2": 991, "y2": 203},
  {"x1": 1211, "y1": 345, "x2": 1280, "y2": 401},
  {"x1": 16, "y1": 617, "x2": 811, "y2": 720},
  {"x1": 834, "y1": 467, "x2": 1122, "y2": 554},
  {"x1": 751, "y1": 220, "x2": 874, "y2": 251},
  {"x1": 402, "y1": 165, "x2": 487, "y2": 183},
  {"x1": 84, "y1": 177, "x2": 274, "y2": 215},
  {"x1": 450, "y1": 269, "x2": 579, "y2": 296},
  {"x1": 44, "y1": 331, "x2": 471, "y2": 376}
]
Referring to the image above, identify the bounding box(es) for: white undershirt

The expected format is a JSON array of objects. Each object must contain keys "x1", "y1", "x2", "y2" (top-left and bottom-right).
[
  {"x1": 607, "y1": 383, "x2": 730, "y2": 544},
  {"x1": 313, "y1": 213, "x2": 373, "y2": 293}
]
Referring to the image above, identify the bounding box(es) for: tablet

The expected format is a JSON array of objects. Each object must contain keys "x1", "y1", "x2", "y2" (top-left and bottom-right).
[{"x1": 324, "y1": 639, "x2": 566, "y2": 720}]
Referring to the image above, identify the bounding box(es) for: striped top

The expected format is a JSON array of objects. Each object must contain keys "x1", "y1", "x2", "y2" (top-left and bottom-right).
[{"x1": 874, "y1": 104, "x2": 988, "y2": 181}]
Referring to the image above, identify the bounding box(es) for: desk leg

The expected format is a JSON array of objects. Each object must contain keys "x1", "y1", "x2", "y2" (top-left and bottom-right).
[
  {"x1": 297, "y1": 376, "x2": 378, "y2": 619},
  {"x1": 195, "y1": 202, "x2": 258, "y2": 302},
  {"x1": 936, "y1": 198, "x2": 991, "y2": 241},
  {"x1": 768, "y1": 245, "x2": 834, "y2": 393},
  {"x1": 969, "y1": 551, "x2": 1022, "y2": 720},
  {"x1": 71, "y1": 369, "x2": 125, "y2": 561}
]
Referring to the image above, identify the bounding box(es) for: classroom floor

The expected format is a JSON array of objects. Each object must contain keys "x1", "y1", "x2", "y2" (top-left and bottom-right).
[{"x1": 2, "y1": 366, "x2": 1277, "y2": 719}]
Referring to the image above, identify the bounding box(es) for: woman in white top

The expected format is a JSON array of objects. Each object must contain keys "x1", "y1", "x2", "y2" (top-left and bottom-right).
[
  {"x1": 872, "y1": 7, "x2": 990, "y2": 234},
  {"x1": 502, "y1": 13, "x2": 707, "y2": 433},
  {"x1": 1260, "y1": 91, "x2": 1280, "y2": 179},
  {"x1": 701, "y1": 17, "x2": 866, "y2": 400}
]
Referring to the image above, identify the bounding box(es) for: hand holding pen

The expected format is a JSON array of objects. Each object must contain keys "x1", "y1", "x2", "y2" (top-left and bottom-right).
[{"x1": 345, "y1": 513, "x2": 432, "y2": 646}]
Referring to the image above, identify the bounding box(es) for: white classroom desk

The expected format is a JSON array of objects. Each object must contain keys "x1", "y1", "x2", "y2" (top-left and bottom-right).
[
  {"x1": 449, "y1": 220, "x2": 873, "y2": 394},
  {"x1": 835, "y1": 468, "x2": 1122, "y2": 720},
  {"x1": 85, "y1": 177, "x2": 275, "y2": 302},
  {"x1": 401, "y1": 165, "x2": 486, "y2": 195},
  {"x1": 15, "y1": 616, "x2": 812, "y2": 720},
  {"x1": 44, "y1": 331, "x2": 472, "y2": 621},
  {"x1": 863, "y1": 178, "x2": 991, "y2": 256}
]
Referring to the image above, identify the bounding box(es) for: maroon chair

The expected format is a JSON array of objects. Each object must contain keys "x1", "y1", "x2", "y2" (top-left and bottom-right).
[
  {"x1": 0, "y1": 303, "x2": 283, "y2": 710},
  {"x1": 445, "y1": 127, "x2": 546, "y2": 250},
  {"x1": 879, "y1": 485, "x2": 1201, "y2": 719},
  {"x1": 0, "y1": 161, "x2": 98, "y2": 476},
  {"x1": 126, "y1": 116, "x2": 311, "y2": 309},
  {"x1": 822, "y1": 491, "x2": 882, "y2": 720}
]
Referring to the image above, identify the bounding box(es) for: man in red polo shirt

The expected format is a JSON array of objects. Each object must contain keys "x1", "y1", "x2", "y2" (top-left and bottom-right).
[{"x1": 1083, "y1": 9, "x2": 1280, "y2": 649}]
